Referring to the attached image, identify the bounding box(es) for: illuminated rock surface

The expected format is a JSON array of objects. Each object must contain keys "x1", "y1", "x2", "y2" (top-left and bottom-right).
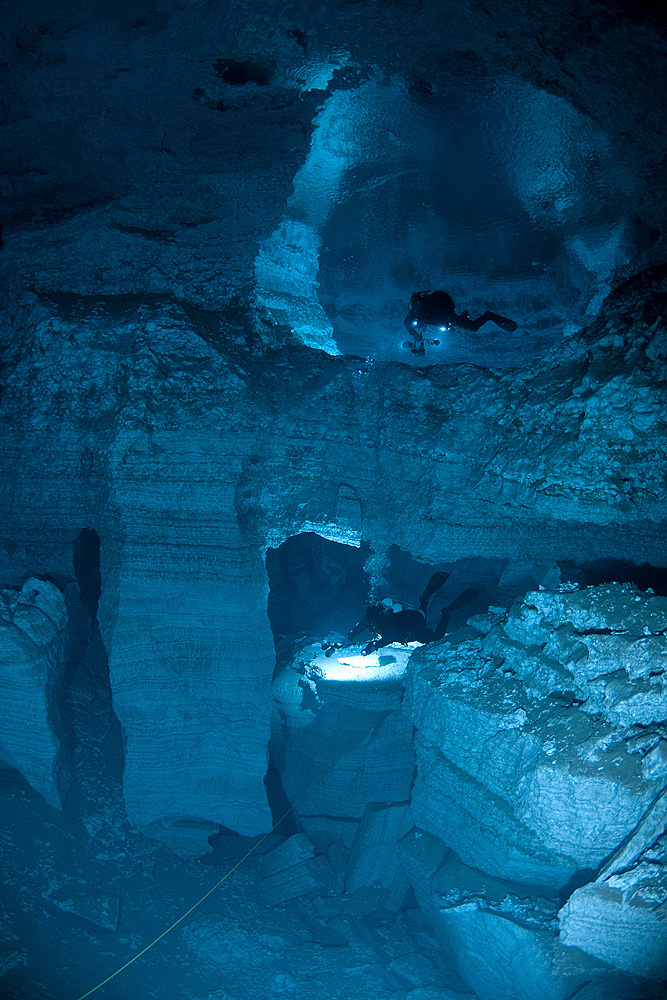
[
  {"x1": 559, "y1": 788, "x2": 667, "y2": 979},
  {"x1": 272, "y1": 642, "x2": 416, "y2": 839}
]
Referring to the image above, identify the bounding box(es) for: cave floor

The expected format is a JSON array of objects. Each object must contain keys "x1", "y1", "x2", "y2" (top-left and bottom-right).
[{"x1": 0, "y1": 772, "x2": 465, "y2": 1000}]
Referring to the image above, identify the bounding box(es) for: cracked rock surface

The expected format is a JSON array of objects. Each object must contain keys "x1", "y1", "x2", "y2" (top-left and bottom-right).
[
  {"x1": 1, "y1": 0, "x2": 666, "y2": 996},
  {"x1": 404, "y1": 582, "x2": 667, "y2": 996}
]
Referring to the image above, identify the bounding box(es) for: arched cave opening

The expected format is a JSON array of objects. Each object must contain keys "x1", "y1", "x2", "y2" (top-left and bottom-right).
[
  {"x1": 265, "y1": 533, "x2": 561, "y2": 667},
  {"x1": 265, "y1": 532, "x2": 371, "y2": 671},
  {"x1": 263, "y1": 534, "x2": 564, "y2": 854}
]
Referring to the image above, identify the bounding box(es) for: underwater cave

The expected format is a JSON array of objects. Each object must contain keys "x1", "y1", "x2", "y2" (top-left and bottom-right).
[{"x1": 0, "y1": 1, "x2": 666, "y2": 999}]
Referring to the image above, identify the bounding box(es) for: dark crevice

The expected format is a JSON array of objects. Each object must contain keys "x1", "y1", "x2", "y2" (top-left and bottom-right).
[
  {"x1": 559, "y1": 558, "x2": 667, "y2": 595},
  {"x1": 61, "y1": 531, "x2": 125, "y2": 833},
  {"x1": 73, "y1": 528, "x2": 101, "y2": 621},
  {"x1": 263, "y1": 756, "x2": 300, "y2": 834}
]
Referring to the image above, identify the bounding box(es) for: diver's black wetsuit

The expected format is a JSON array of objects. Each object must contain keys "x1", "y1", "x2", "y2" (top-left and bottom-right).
[
  {"x1": 348, "y1": 605, "x2": 433, "y2": 651},
  {"x1": 404, "y1": 290, "x2": 517, "y2": 338},
  {"x1": 345, "y1": 572, "x2": 479, "y2": 654}
]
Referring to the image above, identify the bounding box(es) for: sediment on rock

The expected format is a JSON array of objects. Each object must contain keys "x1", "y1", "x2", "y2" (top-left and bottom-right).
[{"x1": 401, "y1": 582, "x2": 667, "y2": 997}]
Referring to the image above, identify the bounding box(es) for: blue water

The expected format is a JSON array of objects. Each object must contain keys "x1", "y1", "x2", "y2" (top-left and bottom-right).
[{"x1": 313, "y1": 61, "x2": 637, "y2": 366}]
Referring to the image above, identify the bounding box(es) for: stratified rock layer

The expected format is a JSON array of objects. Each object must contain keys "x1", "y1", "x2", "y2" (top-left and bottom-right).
[
  {"x1": 560, "y1": 789, "x2": 667, "y2": 980},
  {"x1": 0, "y1": 578, "x2": 67, "y2": 808},
  {"x1": 402, "y1": 583, "x2": 667, "y2": 996},
  {"x1": 272, "y1": 642, "x2": 416, "y2": 841},
  {"x1": 406, "y1": 583, "x2": 666, "y2": 889},
  {"x1": 0, "y1": 269, "x2": 665, "y2": 852},
  {"x1": 398, "y1": 829, "x2": 593, "y2": 1000},
  {"x1": 103, "y1": 427, "x2": 275, "y2": 850}
]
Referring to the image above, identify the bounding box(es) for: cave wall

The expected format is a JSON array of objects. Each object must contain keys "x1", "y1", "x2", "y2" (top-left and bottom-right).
[
  {"x1": 0, "y1": 261, "x2": 666, "y2": 850},
  {"x1": 0, "y1": 0, "x2": 666, "y2": 937}
]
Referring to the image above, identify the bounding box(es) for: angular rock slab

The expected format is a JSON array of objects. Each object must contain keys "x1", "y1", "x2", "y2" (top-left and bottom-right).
[
  {"x1": 346, "y1": 801, "x2": 412, "y2": 909},
  {"x1": 559, "y1": 788, "x2": 667, "y2": 981},
  {"x1": 435, "y1": 903, "x2": 601, "y2": 1000},
  {"x1": 405, "y1": 585, "x2": 664, "y2": 889},
  {"x1": 0, "y1": 578, "x2": 67, "y2": 807},
  {"x1": 257, "y1": 834, "x2": 335, "y2": 905},
  {"x1": 399, "y1": 828, "x2": 608, "y2": 1000},
  {"x1": 560, "y1": 876, "x2": 667, "y2": 981}
]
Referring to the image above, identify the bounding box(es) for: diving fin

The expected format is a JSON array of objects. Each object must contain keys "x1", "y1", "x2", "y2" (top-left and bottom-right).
[
  {"x1": 419, "y1": 571, "x2": 450, "y2": 613},
  {"x1": 435, "y1": 587, "x2": 479, "y2": 638}
]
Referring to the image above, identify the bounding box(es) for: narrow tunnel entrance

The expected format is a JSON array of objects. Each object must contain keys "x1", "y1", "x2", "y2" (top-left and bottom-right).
[{"x1": 559, "y1": 557, "x2": 667, "y2": 595}]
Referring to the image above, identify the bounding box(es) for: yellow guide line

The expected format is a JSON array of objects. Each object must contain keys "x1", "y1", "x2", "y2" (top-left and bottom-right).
[{"x1": 75, "y1": 807, "x2": 292, "y2": 1000}]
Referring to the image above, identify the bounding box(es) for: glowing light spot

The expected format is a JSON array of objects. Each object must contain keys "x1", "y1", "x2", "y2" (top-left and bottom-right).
[{"x1": 311, "y1": 642, "x2": 421, "y2": 683}]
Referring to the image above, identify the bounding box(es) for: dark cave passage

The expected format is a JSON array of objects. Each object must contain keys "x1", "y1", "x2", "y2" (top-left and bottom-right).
[
  {"x1": 266, "y1": 533, "x2": 564, "y2": 667},
  {"x1": 73, "y1": 527, "x2": 102, "y2": 622},
  {"x1": 559, "y1": 557, "x2": 667, "y2": 595},
  {"x1": 266, "y1": 532, "x2": 371, "y2": 669}
]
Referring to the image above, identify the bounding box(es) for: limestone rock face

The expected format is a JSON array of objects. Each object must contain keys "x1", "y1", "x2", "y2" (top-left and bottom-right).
[
  {"x1": 0, "y1": 272, "x2": 665, "y2": 859},
  {"x1": 100, "y1": 426, "x2": 276, "y2": 851},
  {"x1": 406, "y1": 583, "x2": 667, "y2": 890},
  {"x1": 1, "y1": 1, "x2": 667, "y2": 995},
  {"x1": 559, "y1": 789, "x2": 667, "y2": 979},
  {"x1": 399, "y1": 828, "x2": 604, "y2": 1000},
  {"x1": 346, "y1": 801, "x2": 413, "y2": 910},
  {"x1": 403, "y1": 583, "x2": 667, "y2": 995},
  {"x1": 0, "y1": 578, "x2": 67, "y2": 808},
  {"x1": 1, "y1": 0, "x2": 666, "y2": 333},
  {"x1": 1, "y1": 0, "x2": 666, "y2": 886},
  {"x1": 0, "y1": 277, "x2": 665, "y2": 856},
  {"x1": 272, "y1": 642, "x2": 416, "y2": 842}
]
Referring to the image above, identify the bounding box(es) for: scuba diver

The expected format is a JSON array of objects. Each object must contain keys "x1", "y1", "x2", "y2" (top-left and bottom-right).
[
  {"x1": 326, "y1": 571, "x2": 479, "y2": 655},
  {"x1": 404, "y1": 290, "x2": 517, "y2": 352}
]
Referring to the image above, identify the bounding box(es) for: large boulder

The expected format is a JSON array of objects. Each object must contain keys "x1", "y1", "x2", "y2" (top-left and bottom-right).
[
  {"x1": 405, "y1": 584, "x2": 667, "y2": 891},
  {"x1": 559, "y1": 788, "x2": 667, "y2": 980},
  {"x1": 403, "y1": 583, "x2": 667, "y2": 996},
  {"x1": 399, "y1": 828, "x2": 606, "y2": 1000},
  {"x1": 272, "y1": 641, "x2": 416, "y2": 844},
  {"x1": 0, "y1": 578, "x2": 68, "y2": 807}
]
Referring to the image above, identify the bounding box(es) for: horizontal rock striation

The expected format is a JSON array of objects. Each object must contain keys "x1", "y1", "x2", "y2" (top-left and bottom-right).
[
  {"x1": 402, "y1": 582, "x2": 667, "y2": 996},
  {"x1": 0, "y1": 578, "x2": 68, "y2": 807},
  {"x1": 559, "y1": 787, "x2": 667, "y2": 980},
  {"x1": 0, "y1": 268, "x2": 665, "y2": 851},
  {"x1": 399, "y1": 828, "x2": 608, "y2": 1000},
  {"x1": 272, "y1": 642, "x2": 415, "y2": 841},
  {"x1": 100, "y1": 426, "x2": 275, "y2": 852}
]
